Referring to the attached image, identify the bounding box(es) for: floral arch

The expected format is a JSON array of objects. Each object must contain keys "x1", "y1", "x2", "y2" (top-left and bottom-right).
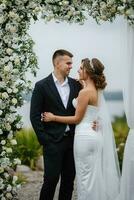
[{"x1": 0, "y1": 0, "x2": 134, "y2": 199}]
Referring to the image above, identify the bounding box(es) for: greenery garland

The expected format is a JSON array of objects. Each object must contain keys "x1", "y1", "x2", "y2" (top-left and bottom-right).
[{"x1": 0, "y1": 0, "x2": 134, "y2": 199}]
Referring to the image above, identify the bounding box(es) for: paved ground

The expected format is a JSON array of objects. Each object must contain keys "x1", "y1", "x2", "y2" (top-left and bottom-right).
[{"x1": 18, "y1": 171, "x2": 77, "y2": 200}]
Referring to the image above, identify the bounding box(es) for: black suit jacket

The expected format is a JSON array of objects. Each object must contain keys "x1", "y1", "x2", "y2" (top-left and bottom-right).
[{"x1": 30, "y1": 73, "x2": 81, "y2": 145}]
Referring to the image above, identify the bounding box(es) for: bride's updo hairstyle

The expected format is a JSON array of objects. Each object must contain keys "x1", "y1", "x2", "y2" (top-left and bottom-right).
[{"x1": 82, "y1": 58, "x2": 107, "y2": 89}]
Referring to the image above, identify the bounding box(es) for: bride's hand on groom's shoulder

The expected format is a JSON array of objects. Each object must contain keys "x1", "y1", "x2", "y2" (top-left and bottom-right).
[{"x1": 41, "y1": 112, "x2": 55, "y2": 122}]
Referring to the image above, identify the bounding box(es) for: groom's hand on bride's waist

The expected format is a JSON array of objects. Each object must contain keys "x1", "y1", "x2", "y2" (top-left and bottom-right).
[{"x1": 92, "y1": 121, "x2": 99, "y2": 131}]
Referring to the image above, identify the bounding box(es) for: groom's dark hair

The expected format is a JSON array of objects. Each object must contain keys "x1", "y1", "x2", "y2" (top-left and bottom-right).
[{"x1": 52, "y1": 49, "x2": 73, "y2": 65}]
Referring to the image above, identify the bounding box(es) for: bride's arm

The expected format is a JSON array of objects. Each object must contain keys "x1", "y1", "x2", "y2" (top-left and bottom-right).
[{"x1": 43, "y1": 90, "x2": 90, "y2": 124}]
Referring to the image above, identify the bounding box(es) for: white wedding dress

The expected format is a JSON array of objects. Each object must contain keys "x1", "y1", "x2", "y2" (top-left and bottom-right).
[
  {"x1": 72, "y1": 97, "x2": 120, "y2": 200},
  {"x1": 73, "y1": 98, "x2": 106, "y2": 200}
]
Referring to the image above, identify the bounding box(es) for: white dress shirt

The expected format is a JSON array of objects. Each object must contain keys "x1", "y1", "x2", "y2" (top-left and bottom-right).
[{"x1": 52, "y1": 73, "x2": 70, "y2": 131}]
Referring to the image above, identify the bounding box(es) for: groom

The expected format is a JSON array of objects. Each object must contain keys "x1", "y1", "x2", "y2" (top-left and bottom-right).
[{"x1": 30, "y1": 49, "x2": 81, "y2": 200}]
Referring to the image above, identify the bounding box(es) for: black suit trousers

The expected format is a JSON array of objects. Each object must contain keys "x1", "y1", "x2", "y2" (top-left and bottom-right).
[{"x1": 39, "y1": 134, "x2": 75, "y2": 200}]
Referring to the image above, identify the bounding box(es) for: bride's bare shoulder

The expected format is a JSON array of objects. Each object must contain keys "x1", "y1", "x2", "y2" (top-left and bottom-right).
[{"x1": 79, "y1": 88, "x2": 94, "y2": 95}]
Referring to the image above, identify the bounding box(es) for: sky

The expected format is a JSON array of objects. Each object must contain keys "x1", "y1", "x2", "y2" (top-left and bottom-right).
[{"x1": 28, "y1": 16, "x2": 127, "y2": 91}]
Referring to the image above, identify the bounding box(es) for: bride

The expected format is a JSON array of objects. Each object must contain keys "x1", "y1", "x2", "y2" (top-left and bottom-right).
[{"x1": 42, "y1": 58, "x2": 120, "y2": 200}]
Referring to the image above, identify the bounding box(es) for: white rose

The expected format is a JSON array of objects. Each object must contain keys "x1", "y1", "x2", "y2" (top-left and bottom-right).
[
  {"x1": 4, "y1": 56, "x2": 10, "y2": 62},
  {"x1": 16, "y1": 123, "x2": 22, "y2": 129},
  {"x1": 4, "y1": 172, "x2": 10, "y2": 179},
  {"x1": 125, "y1": 8, "x2": 134, "y2": 16},
  {"x1": 9, "y1": 26, "x2": 17, "y2": 33},
  {"x1": 0, "y1": 129, "x2": 3, "y2": 135},
  {"x1": 6, "y1": 148, "x2": 12, "y2": 153},
  {"x1": 7, "y1": 132, "x2": 13, "y2": 140},
  {"x1": 1, "y1": 140, "x2": 6, "y2": 145},
  {"x1": 7, "y1": 88, "x2": 12, "y2": 94},
  {"x1": 6, "y1": 193, "x2": 12, "y2": 199},
  {"x1": 7, "y1": 184, "x2": 12, "y2": 192},
  {"x1": 63, "y1": 1, "x2": 69, "y2": 6},
  {"x1": 16, "y1": 184, "x2": 21, "y2": 189},
  {"x1": 0, "y1": 3, "x2": 6, "y2": 10},
  {"x1": 13, "y1": 175, "x2": 18, "y2": 182},
  {"x1": 14, "y1": 158, "x2": 21, "y2": 165},
  {"x1": 5, "y1": 123, "x2": 11, "y2": 131},
  {"x1": 12, "y1": 68, "x2": 19, "y2": 74},
  {"x1": 117, "y1": 6, "x2": 125, "y2": 13},
  {"x1": 100, "y1": 15, "x2": 107, "y2": 21},
  {"x1": 100, "y1": 2, "x2": 107, "y2": 10},
  {"x1": 6, "y1": 48, "x2": 13, "y2": 55},
  {"x1": 0, "y1": 110, "x2": 3, "y2": 115},
  {"x1": 0, "y1": 16, "x2": 4, "y2": 24},
  {"x1": 0, "y1": 183, "x2": 4, "y2": 190},
  {"x1": 10, "y1": 139, "x2": 17, "y2": 145},
  {"x1": 4, "y1": 65, "x2": 11, "y2": 72},
  {"x1": 14, "y1": 57, "x2": 20, "y2": 65},
  {"x1": 12, "y1": 98, "x2": 17, "y2": 105},
  {"x1": 0, "y1": 167, "x2": 4, "y2": 173},
  {"x1": 0, "y1": 178, "x2": 3, "y2": 183},
  {"x1": 10, "y1": 106, "x2": 16, "y2": 112},
  {"x1": 1, "y1": 151, "x2": 6, "y2": 156},
  {"x1": 2, "y1": 92, "x2": 9, "y2": 99},
  {"x1": 13, "y1": 88, "x2": 18, "y2": 93},
  {"x1": 1, "y1": 196, "x2": 6, "y2": 200},
  {"x1": 1, "y1": 157, "x2": 10, "y2": 168}
]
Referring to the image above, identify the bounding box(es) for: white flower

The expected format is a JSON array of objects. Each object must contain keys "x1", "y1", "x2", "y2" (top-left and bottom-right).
[
  {"x1": 5, "y1": 123, "x2": 11, "y2": 131},
  {"x1": 6, "y1": 148, "x2": 13, "y2": 154},
  {"x1": 13, "y1": 88, "x2": 18, "y2": 93},
  {"x1": 9, "y1": 25, "x2": 17, "y2": 33},
  {"x1": 125, "y1": 8, "x2": 134, "y2": 16},
  {"x1": 0, "y1": 16, "x2": 4, "y2": 24},
  {"x1": 16, "y1": 123, "x2": 22, "y2": 129},
  {"x1": 1, "y1": 140, "x2": 6, "y2": 145},
  {"x1": 12, "y1": 68, "x2": 19, "y2": 74},
  {"x1": 4, "y1": 65, "x2": 11, "y2": 72},
  {"x1": 14, "y1": 57, "x2": 20, "y2": 65},
  {"x1": 10, "y1": 106, "x2": 16, "y2": 112},
  {"x1": 6, "y1": 48, "x2": 13, "y2": 55},
  {"x1": 0, "y1": 3, "x2": 6, "y2": 10},
  {"x1": 1, "y1": 197, "x2": 6, "y2": 200},
  {"x1": 13, "y1": 175, "x2": 18, "y2": 183},
  {"x1": 14, "y1": 158, "x2": 21, "y2": 165},
  {"x1": 117, "y1": 6, "x2": 125, "y2": 13},
  {"x1": 0, "y1": 167, "x2": 4, "y2": 173},
  {"x1": 4, "y1": 173, "x2": 10, "y2": 179},
  {"x1": 0, "y1": 129, "x2": 3, "y2": 135},
  {"x1": 10, "y1": 139, "x2": 17, "y2": 145},
  {"x1": 7, "y1": 184, "x2": 12, "y2": 192},
  {"x1": 16, "y1": 184, "x2": 21, "y2": 189},
  {"x1": 0, "y1": 183, "x2": 4, "y2": 190},
  {"x1": 7, "y1": 88, "x2": 12, "y2": 94},
  {"x1": 7, "y1": 132, "x2": 13, "y2": 140},
  {"x1": 0, "y1": 178, "x2": 3, "y2": 184},
  {"x1": 0, "y1": 110, "x2": 3, "y2": 116},
  {"x1": 1, "y1": 157, "x2": 10, "y2": 168},
  {"x1": 1, "y1": 151, "x2": 6, "y2": 156},
  {"x1": 5, "y1": 193, "x2": 13, "y2": 199},
  {"x1": 11, "y1": 98, "x2": 18, "y2": 105},
  {"x1": 100, "y1": 2, "x2": 107, "y2": 10}
]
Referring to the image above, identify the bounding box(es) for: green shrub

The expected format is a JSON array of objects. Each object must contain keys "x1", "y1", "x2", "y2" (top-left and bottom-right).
[
  {"x1": 13, "y1": 128, "x2": 42, "y2": 170},
  {"x1": 112, "y1": 114, "x2": 129, "y2": 170}
]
